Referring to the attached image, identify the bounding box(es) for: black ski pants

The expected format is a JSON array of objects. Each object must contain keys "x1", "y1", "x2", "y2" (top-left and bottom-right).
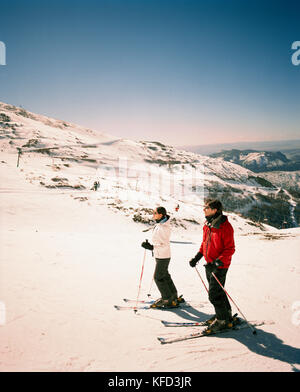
[
  {"x1": 205, "y1": 264, "x2": 232, "y2": 321},
  {"x1": 154, "y1": 258, "x2": 178, "y2": 301}
]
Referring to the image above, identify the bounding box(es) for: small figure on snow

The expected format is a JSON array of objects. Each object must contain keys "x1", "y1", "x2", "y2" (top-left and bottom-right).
[
  {"x1": 91, "y1": 181, "x2": 100, "y2": 191},
  {"x1": 189, "y1": 199, "x2": 235, "y2": 333},
  {"x1": 141, "y1": 206, "x2": 182, "y2": 309}
]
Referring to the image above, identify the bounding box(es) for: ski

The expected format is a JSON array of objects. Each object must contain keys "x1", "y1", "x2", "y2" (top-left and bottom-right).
[
  {"x1": 157, "y1": 320, "x2": 266, "y2": 344},
  {"x1": 123, "y1": 298, "x2": 154, "y2": 305},
  {"x1": 161, "y1": 320, "x2": 208, "y2": 327},
  {"x1": 161, "y1": 313, "x2": 238, "y2": 327},
  {"x1": 162, "y1": 318, "x2": 272, "y2": 329},
  {"x1": 115, "y1": 304, "x2": 154, "y2": 311},
  {"x1": 114, "y1": 302, "x2": 192, "y2": 311},
  {"x1": 123, "y1": 295, "x2": 186, "y2": 305},
  {"x1": 115, "y1": 295, "x2": 205, "y2": 311}
]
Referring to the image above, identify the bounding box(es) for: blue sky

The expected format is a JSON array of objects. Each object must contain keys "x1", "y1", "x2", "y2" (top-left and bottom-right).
[{"x1": 0, "y1": 0, "x2": 299, "y2": 146}]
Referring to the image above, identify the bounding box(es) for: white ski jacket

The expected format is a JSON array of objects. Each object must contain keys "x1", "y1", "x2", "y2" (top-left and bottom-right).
[{"x1": 152, "y1": 215, "x2": 171, "y2": 259}]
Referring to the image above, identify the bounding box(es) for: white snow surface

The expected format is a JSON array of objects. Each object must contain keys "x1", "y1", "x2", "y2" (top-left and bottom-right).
[{"x1": 1, "y1": 103, "x2": 300, "y2": 372}]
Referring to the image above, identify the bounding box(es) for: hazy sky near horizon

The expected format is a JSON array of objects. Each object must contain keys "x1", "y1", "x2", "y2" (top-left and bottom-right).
[{"x1": 0, "y1": 0, "x2": 299, "y2": 146}]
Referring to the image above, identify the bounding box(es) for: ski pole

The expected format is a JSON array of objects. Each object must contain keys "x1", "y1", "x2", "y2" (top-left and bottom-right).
[
  {"x1": 147, "y1": 245, "x2": 155, "y2": 297},
  {"x1": 134, "y1": 248, "x2": 147, "y2": 312},
  {"x1": 147, "y1": 274, "x2": 154, "y2": 298},
  {"x1": 211, "y1": 272, "x2": 257, "y2": 335},
  {"x1": 195, "y1": 266, "x2": 208, "y2": 294}
]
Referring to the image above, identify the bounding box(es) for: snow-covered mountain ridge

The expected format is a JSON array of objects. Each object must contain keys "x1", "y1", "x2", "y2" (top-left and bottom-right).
[
  {"x1": 1, "y1": 101, "x2": 298, "y2": 229},
  {"x1": 210, "y1": 149, "x2": 300, "y2": 172}
]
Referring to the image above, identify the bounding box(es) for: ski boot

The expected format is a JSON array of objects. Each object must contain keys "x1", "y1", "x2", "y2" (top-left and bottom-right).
[
  {"x1": 226, "y1": 310, "x2": 239, "y2": 327},
  {"x1": 150, "y1": 298, "x2": 163, "y2": 309},
  {"x1": 177, "y1": 295, "x2": 185, "y2": 304},
  {"x1": 161, "y1": 298, "x2": 180, "y2": 309},
  {"x1": 203, "y1": 313, "x2": 239, "y2": 334},
  {"x1": 150, "y1": 298, "x2": 179, "y2": 309},
  {"x1": 202, "y1": 314, "x2": 216, "y2": 326},
  {"x1": 203, "y1": 319, "x2": 229, "y2": 334}
]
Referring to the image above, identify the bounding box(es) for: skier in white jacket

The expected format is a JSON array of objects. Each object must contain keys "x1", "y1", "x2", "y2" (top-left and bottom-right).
[{"x1": 141, "y1": 206, "x2": 180, "y2": 309}]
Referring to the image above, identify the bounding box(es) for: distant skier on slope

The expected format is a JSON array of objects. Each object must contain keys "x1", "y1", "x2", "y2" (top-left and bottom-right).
[
  {"x1": 141, "y1": 206, "x2": 182, "y2": 309},
  {"x1": 91, "y1": 181, "x2": 100, "y2": 191},
  {"x1": 189, "y1": 199, "x2": 235, "y2": 333}
]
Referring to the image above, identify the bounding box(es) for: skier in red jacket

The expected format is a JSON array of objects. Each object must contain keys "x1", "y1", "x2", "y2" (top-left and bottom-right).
[{"x1": 189, "y1": 199, "x2": 235, "y2": 333}]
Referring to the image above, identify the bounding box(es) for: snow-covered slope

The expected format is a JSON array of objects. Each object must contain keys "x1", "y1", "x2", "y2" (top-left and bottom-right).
[
  {"x1": 259, "y1": 170, "x2": 300, "y2": 193},
  {"x1": 1, "y1": 102, "x2": 300, "y2": 372},
  {"x1": 1, "y1": 151, "x2": 300, "y2": 372}
]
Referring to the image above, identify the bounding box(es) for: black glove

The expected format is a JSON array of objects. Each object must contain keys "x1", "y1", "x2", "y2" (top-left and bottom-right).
[
  {"x1": 189, "y1": 252, "x2": 203, "y2": 267},
  {"x1": 213, "y1": 259, "x2": 223, "y2": 268},
  {"x1": 141, "y1": 239, "x2": 154, "y2": 251},
  {"x1": 205, "y1": 258, "x2": 224, "y2": 272}
]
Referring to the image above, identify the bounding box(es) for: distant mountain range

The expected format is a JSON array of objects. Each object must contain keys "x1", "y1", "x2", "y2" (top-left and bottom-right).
[
  {"x1": 179, "y1": 139, "x2": 300, "y2": 156},
  {"x1": 208, "y1": 149, "x2": 300, "y2": 172}
]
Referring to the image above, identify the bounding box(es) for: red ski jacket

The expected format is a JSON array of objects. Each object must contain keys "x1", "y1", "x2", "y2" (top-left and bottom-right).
[{"x1": 200, "y1": 214, "x2": 235, "y2": 269}]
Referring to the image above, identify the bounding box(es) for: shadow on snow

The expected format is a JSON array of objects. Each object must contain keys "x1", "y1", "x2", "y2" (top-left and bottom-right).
[{"x1": 162, "y1": 306, "x2": 300, "y2": 372}]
